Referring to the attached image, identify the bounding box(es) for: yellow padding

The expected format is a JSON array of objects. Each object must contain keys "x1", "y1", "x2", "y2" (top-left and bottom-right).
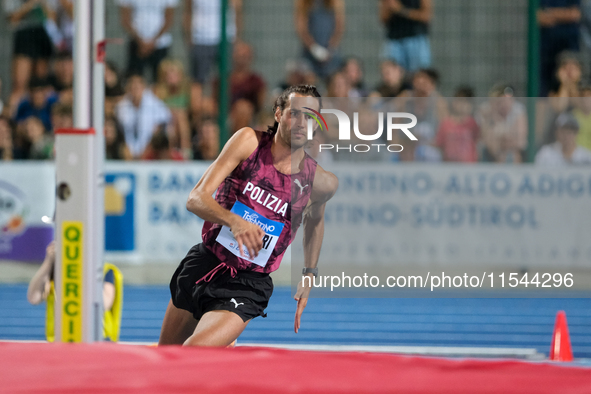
[
  {"x1": 45, "y1": 263, "x2": 123, "y2": 342},
  {"x1": 103, "y1": 263, "x2": 124, "y2": 342}
]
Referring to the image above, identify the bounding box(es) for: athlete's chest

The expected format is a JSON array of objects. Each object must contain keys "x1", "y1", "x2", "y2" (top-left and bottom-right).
[
  {"x1": 240, "y1": 178, "x2": 291, "y2": 219},
  {"x1": 230, "y1": 163, "x2": 313, "y2": 222}
]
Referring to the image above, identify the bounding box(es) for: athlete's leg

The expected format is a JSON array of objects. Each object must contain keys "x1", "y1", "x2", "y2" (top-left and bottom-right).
[
  {"x1": 158, "y1": 299, "x2": 199, "y2": 345},
  {"x1": 184, "y1": 310, "x2": 249, "y2": 347}
]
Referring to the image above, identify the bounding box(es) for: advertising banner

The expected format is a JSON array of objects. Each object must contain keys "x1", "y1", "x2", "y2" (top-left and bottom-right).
[{"x1": 0, "y1": 163, "x2": 55, "y2": 262}]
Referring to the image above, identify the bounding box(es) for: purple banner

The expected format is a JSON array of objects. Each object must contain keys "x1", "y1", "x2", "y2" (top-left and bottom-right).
[{"x1": 0, "y1": 227, "x2": 54, "y2": 262}]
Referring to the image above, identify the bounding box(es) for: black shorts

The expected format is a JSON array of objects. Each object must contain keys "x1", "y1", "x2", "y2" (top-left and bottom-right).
[
  {"x1": 170, "y1": 243, "x2": 273, "y2": 322},
  {"x1": 13, "y1": 26, "x2": 53, "y2": 59}
]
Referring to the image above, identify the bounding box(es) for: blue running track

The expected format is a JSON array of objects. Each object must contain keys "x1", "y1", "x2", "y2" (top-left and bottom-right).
[{"x1": 1, "y1": 284, "x2": 590, "y2": 358}]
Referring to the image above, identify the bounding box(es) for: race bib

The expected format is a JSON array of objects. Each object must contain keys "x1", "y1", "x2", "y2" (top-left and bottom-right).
[{"x1": 216, "y1": 201, "x2": 284, "y2": 267}]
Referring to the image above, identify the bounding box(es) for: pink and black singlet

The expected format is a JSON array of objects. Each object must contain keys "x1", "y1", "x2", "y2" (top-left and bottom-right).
[{"x1": 202, "y1": 130, "x2": 317, "y2": 274}]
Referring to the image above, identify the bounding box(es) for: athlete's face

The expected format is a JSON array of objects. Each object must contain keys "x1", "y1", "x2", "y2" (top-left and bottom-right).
[{"x1": 276, "y1": 93, "x2": 320, "y2": 151}]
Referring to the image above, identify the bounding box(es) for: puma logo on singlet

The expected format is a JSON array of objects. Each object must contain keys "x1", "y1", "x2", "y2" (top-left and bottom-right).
[
  {"x1": 243, "y1": 182, "x2": 289, "y2": 217},
  {"x1": 230, "y1": 298, "x2": 244, "y2": 308},
  {"x1": 294, "y1": 179, "x2": 309, "y2": 195}
]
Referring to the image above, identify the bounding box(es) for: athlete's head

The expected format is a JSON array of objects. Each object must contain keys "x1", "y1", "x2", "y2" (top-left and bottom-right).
[{"x1": 271, "y1": 85, "x2": 321, "y2": 150}]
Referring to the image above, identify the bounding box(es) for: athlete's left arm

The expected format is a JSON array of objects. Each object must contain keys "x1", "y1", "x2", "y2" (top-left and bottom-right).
[{"x1": 294, "y1": 166, "x2": 338, "y2": 333}]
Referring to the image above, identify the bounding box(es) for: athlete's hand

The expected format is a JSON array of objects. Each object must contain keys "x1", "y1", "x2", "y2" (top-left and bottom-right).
[
  {"x1": 294, "y1": 275, "x2": 312, "y2": 333},
  {"x1": 230, "y1": 218, "x2": 264, "y2": 259}
]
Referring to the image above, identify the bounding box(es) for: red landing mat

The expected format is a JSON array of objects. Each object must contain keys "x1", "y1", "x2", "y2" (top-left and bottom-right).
[{"x1": 0, "y1": 342, "x2": 590, "y2": 393}]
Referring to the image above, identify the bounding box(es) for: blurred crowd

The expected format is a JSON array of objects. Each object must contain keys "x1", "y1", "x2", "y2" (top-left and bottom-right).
[{"x1": 0, "y1": 0, "x2": 590, "y2": 166}]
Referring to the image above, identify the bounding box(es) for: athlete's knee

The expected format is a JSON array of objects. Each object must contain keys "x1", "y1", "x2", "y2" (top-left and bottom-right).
[
  {"x1": 183, "y1": 331, "x2": 236, "y2": 347},
  {"x1": 158, "y1": 300, "x2": 197, "y2": 346},
  {"x1": 183, "y1": 334, "x2": 219, "y2": 347}
]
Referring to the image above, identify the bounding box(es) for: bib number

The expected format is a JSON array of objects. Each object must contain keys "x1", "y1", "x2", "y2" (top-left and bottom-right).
[{"x1": 216, "y1": 201, "x2": 284, "y2": 267}]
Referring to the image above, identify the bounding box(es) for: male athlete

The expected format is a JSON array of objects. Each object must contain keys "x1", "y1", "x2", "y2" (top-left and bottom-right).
[{"x1": 159, "y1": 85, "x2": 338, "y2": 346}]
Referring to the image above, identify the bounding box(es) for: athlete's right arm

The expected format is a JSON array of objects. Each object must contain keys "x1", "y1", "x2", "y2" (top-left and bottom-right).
[{"x1": 186, "y1": 127, "x2": 265, "y2": 258}]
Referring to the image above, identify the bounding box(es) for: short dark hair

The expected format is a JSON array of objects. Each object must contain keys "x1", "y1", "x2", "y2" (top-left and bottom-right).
[
  {"x1": 150, "y1": 126, "x2": 170, "y2": 151},
  {"x1": 55, "y1": 50, "x2": 72, "y2": 61},
  {"x1": 381, "y1": 59, "x2": 400, "y2": 68},
  {"x1": 52, "y1": 102, "x2": 73, "y2": 117},
  {"x1": 29, "y1": 77, "x2": 50, "y2": 90},
  {"x1": 270, "y1": 84, "x2": 321, "y2": 132},
  {"x1": 415, "y1": 68, "x2": 440, "y2": 86},
  {"x1": 454, "y1": 86, "x2": 475, "y2": 98}
]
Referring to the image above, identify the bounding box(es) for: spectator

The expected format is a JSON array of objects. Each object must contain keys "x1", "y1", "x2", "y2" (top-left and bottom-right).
[
  {"x1": 105, "y1": 61, "x2": 125, "y2": 118},
  {"x1": 141, "y1": 127, "x2": 184, "y2": 160},
  {"x1": 55, "y1": 0, "x2": 73, "y2": 52},
  {"x1": 538, "y1": 0, "x2": 581, "y2": 96},
  {"x1": 192, "y1": 117, "x2": 220, "y2": 160},
  {"x1": 435, "y1": 87, "x2": 479, "y2": 163},
  {"x1": 536, "y1": 112, "x2": 591, "y2": 164},
  {"x1": 305, "y1": 125, "x2": 334, "y2": 165},
  {"x1": 118, "y1": 0, "x2": 178, "y2": 82},
  {"x1": 342, "y1": 57, "x2": 368, "y2": 97},
  {"x1": 27, "y1": 241, "x2": 122, "y2": 342},
  {"x1": 48, "y1": 51, "x2": 74, "y2": 105},
  {"x1": 326, "y1": 71, "x2": 350, "y2": 98},
  {"x1": 0, "y1": 116, "x2": 14, "y2": 161},
  {"x1": 573, "y1": 85, "x2": 591, "y2": 151},
  {"x1": 275, "y1": 58, "x2": 317, "y2": 96},
  {"x1": 24, "y1": 116, "x2": 53, "y2": 160},
  {"x1": 12, "y1": 122, "x2": 29, "y2": 160},
  {"x1": 379, "y1": 0, "x2": 432, "y2": 72},
  {"x1": 4, "y1": 0, "x2": 56, "y2": 112},
  {"x1": 184, "y1": 0, "x2": 242, "y2": 86},
  {"x1": 43, "y1": 0, "x2": 73, "y2": 53},
  {"x1": 154, "y1": 59, "x2": 192, "y2": 157},
  {"x1": 115, "y1": 73, "x2": 172, "y2": 159},
  {"x1": 371, "y1": 60, "x2": 408, "y2": 98},
  {"x1": 215, "y1": 42, "x2": 266, "y2": 132},
  {"x1": 478, "y1": 84, "x2": 527, "y2": 163},
  {"x1": 548, "y1": 51, "x2": 582, "y2": 112},
  {"x1": 393, "y1": 139, "x2": 441, "y2": 162},
  {"x1": 399, "y1": 68, "x2": 447, "y2": 150},
  {"x1": 14, "y1": 77, "x2": 59, "y2": 132},
  {"x1": 50, "y1": 102, "x2": 72, "y2": 133},
  {"x1": 540, "y1": 52, "x2": 583, "y2": 146},
  {"x1": 320, "y1": 72, "x2": 358, "y2": 144},
  {"x1": 105, "y1": 116, "x2": 132, "y2": 160},
  {"x1": 295, "y1": 0, "x2": 345, "y2": 81}
]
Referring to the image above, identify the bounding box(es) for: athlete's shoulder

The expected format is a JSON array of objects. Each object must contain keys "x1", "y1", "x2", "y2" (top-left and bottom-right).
[
  {"x1": 222, "y1": 127, "x2": 264, "y2": 162},
  {"x1": 311, "y1": 164, "x2": 338, "y2": 203}
]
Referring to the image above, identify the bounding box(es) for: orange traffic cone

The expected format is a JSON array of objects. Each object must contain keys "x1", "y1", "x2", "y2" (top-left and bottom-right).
[{"x1": 549, "y1": 311, "x2": 573, "y2": 362}]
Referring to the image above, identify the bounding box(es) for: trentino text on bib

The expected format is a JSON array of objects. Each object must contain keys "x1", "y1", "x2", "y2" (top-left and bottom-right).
[{"x1": 216, "y1": 201, "x2": 284, "y2": 267}]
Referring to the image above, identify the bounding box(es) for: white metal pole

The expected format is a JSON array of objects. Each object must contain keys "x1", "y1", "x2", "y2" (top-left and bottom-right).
[
  {"x1": 54, "y1": 0, "x2": 102, "y2": 343},
  {"x1": 74, "y1": 0, "x2": 92, "y2": 129},
  {"x1": 92, "y1": 0, "x2": 106, "y2": 342}
]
